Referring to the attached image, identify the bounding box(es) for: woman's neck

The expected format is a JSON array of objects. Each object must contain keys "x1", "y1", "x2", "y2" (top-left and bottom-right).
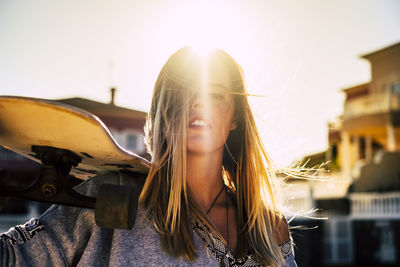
[{"x1": 186, "y1": 150, "x2": 225, "y2": 212}]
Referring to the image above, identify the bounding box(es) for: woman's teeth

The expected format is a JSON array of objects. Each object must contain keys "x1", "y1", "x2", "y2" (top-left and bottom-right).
[{"x1": 191, "y1": 120, "x2": 207, "y2": 126}]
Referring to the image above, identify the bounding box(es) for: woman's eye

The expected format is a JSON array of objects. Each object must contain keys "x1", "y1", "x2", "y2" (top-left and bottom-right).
[{"x1": 209, "y1": 93, "x2": 224, "y2": 101}]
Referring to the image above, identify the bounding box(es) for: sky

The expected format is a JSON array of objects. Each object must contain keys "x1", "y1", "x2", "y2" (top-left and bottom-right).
[{"x1": 1, "y1": 0, "x2": 400, "y2": 167}]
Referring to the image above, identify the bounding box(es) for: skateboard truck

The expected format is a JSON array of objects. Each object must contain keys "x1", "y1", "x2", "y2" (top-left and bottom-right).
[
  {"x1": 0, "y1": 146, "x2": 96, "y2": 209},
  {"x1": 0, "y1": 146, "x2": 140, "y2": 229}
]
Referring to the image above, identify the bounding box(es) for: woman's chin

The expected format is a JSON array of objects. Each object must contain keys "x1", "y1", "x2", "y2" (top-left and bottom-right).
[
  {"x1": 187, "y1": 145, "x2": 211, "y2": 154},
  {"x1": 187, "y1": 142, "x2": 224, "y2": 155}
]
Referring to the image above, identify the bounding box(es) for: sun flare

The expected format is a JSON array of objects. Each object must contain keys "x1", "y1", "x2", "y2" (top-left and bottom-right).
[{"x1": 160, "y1": 1, "x2": 250, "y2": 61}]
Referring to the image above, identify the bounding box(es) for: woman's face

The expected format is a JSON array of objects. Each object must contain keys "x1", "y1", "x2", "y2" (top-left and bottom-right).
[{"x1": 186, "y1": 62, "x2": 237, "y2": 155}]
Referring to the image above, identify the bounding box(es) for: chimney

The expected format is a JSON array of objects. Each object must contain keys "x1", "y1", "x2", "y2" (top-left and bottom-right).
[{"x1": 110, "y1": 87, "x2": 116, "y2": 105}]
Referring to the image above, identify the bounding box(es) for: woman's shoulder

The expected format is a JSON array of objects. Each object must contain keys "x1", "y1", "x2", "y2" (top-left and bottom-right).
[
  {"x1": 271, "y1": 212, "x2": 296, "y2": 264},
  {"x1": 263, "y1": 208, "x2": 292, "y2": 245},
  {"x1": 273, "y1": 213, "x2": 291, "y2": 245}
]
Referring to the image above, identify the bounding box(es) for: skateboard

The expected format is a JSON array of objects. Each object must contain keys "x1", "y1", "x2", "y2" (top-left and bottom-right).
[{"x1": 0, "y1": 95, "x2": 150, "y2": 229}]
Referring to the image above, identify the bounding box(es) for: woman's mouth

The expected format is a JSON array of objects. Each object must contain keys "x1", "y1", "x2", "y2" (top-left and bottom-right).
[{"x1": 188, "y1": 118, "x2": 211, "y2": 129}]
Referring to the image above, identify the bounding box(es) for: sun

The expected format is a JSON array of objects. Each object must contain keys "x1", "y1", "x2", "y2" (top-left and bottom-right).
[
  {"x1": 191, "y1": 44, "x2": 215, "y2": 59},
  {"x1": 158, "y1": 1, "x2": 250, "y2": 60}
]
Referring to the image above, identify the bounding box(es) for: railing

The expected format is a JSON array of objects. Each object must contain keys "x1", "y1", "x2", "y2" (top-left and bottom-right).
[
  {"x1": 350, "y1": 192, "x2": 400, "y2": 219},
  {"x1": 343, "y1": 92, "x2": 400, "y2": 120}
]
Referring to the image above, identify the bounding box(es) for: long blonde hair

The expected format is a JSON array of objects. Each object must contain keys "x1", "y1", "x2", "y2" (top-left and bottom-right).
[{"x1": 139, "y1": 47, "x2": 285, "y2": 266}]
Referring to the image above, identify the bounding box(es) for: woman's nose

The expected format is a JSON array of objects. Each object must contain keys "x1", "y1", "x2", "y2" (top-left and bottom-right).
[{"x1": 191, "y1": 95, "x2": 205, "y2": 110}]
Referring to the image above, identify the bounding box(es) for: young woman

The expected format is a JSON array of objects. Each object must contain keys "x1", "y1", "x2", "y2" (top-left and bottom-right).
[{"x1": 0, "y1": 47, "x2": 296, "y2": 266}]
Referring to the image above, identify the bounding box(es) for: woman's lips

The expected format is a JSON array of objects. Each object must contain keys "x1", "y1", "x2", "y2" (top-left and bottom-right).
[{"x1": 188, "y1": 117, "x2": 211, "y2": 129}]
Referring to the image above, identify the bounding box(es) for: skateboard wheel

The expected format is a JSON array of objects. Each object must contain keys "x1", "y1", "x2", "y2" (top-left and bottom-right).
[{"x1": 95, "y1": 184, "x2": 139, "y2": 229}]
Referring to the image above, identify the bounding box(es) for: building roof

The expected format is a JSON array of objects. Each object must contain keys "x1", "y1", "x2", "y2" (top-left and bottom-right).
[
  {"x1": 55, "y1": 97, "x2": 147, "y2": 133},
  {"x1": 341, "y1": 83, "x2": 370, "y2": 94},
  {"x1": 341, "y1": 83, "x2": 370, "y2": 102},
  {"x1": 361, "y1": 41, "x2": 400, "y2": 61},
  {"x1": 55, "y1": 97, "x2": 147, "y2": 119}
]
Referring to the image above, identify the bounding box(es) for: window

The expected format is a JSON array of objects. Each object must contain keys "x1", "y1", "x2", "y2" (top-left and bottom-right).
[
  {"x1": 110, "y1": 129, "x2": 144, "y2": 153},
  {"x1": 331, "y1": 144, "x2": 338, "y2": 161},
  {"x1": 126, "y1": 134, "x2": 138, "y2": 151},
  {"x1": 390, "y1": 82, "x2": 400, "y2": 110},
  {"x1": 323, "y1": 217, "x2": 353, "y2": 264},
  {"x1": 390, "y1": 82, "x2": 400, "y2": 94},
  {"x1": 377, "y1": 223, "x2": 396, "y2": 263}
]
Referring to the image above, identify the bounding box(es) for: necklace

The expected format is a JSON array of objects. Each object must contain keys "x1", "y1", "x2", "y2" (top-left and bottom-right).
[
  {"x1": 225, "y1": 188, "x2": 229, "y2": 249},
  {"x1": 206, "y1": 185, "x2": 230, "y2": 258},
  {"x1": 206, "y1": 185, "x2": 225, "y2": 215}
]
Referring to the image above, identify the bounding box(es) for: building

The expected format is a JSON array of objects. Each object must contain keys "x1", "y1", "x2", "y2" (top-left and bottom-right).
[
  {"x1": 0, "y1": 90, "x2": 148, "y2": 232},
  {"x1": 286, "y1": 42, "x2": 400, "y2": 266},
  {"x1": 56, "y1": 92, "x2": 148, "y2": 158}
]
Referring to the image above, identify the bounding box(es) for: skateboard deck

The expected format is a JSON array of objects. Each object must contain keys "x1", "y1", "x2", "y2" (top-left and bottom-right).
[
  {"x1": 0, "y1": 95, "x2": 150, "y2": 229},
  {"x1": 0, "y1": 95, "x2": 150, "y2": 180}
]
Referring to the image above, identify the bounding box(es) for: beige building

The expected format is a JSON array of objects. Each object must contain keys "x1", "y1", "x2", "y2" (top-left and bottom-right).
[
  {"x1": 285, "y1": 42, "x2": 400, "y2": 266},
  {"x1": 329, "y1": 42, "x2": 400, "y2": 181}
]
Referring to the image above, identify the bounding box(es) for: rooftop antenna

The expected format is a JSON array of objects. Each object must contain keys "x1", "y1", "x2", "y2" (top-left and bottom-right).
[{"x1": 108, "y1": 60, "x2": 117, "y2": 105}]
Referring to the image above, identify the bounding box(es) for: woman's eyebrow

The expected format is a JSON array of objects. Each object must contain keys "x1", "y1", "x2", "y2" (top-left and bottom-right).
[{"x1": 209, "y1": 83, "x2": 228, "y2": 91}]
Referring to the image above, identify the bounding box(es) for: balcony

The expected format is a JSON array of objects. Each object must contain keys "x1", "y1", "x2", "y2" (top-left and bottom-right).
[
  {"x1": 343, "y1": 92, "x2": 400, "y2": 120},
  {"x1": 342, "y1": 92, "x2": 400, "y2": 132},
  {"x1": 350, "y1": 192, "x2": 400, "y2": 219}
]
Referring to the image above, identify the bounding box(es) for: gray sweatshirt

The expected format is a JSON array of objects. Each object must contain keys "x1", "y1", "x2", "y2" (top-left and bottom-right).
[{"x1": 0, "y1": 173, "x2": 297, "y2": 267}]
